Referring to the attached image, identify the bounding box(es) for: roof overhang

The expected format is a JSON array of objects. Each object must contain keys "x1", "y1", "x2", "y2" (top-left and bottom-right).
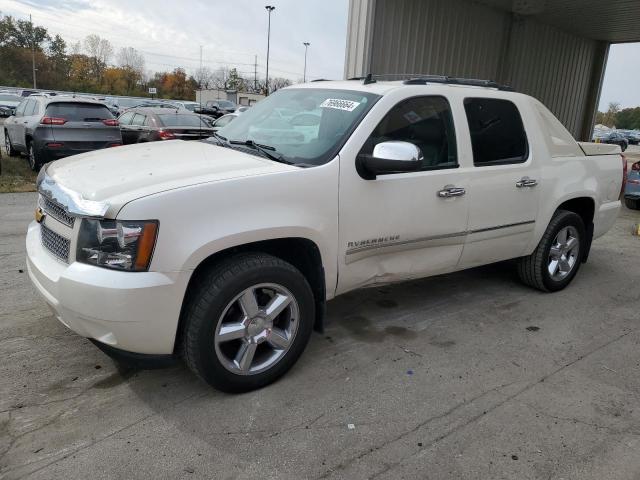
[{"x1": 476, "y1": 0, "x2": 640, "y2": 43}]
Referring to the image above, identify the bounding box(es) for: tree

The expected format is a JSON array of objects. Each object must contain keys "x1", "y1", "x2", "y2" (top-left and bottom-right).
[
  {"x1": 117, "y1": 46, "x2": 145, "y2": 94},
  {"x1": 601, "y1": 102, "x2": 621, "y2": 127},
  {"x1": 194, "y1": 66, "x2": 214, "y2": 89},
  {"x1": 84, "y1": 34, "x2": 113, "y2": 82}
]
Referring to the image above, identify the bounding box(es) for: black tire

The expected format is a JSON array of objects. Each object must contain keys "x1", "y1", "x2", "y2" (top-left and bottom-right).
[
  {"x1": 182, "y1": 253, "x2": 315, "y2": 392},
  {"x1": 517, "y1": 210, "x2": 586, "y2": 292},
  {"x1": 27, "y1": 141, "x2": 41, "y2": 171},
  {"x1": 625, "y1": 197, "x2": 640, "y2": 210},
  {"x1": 4, "y1": 130, "x2": 17, "y2": 156}
]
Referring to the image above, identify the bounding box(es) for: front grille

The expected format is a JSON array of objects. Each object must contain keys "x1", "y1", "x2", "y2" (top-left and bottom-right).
[
  {"x1": 41, "y1": 196, "x2": 75, "y2": 227},
  {"x1": 41, "y1": 224, "x2": 71, "y2": 262}
]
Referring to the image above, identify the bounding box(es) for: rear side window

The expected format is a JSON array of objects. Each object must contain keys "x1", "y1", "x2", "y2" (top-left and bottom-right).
[
  {"x1": 464, "y1": 98, "x2": 528, "y2": 166},
  {"x1": 45, "y1": 103, "x2": 113, "y2": 122},
  {"x1": 15, "y1": 100, "x2": 28, "y2": 116},
  {"x1": 24, "y1": 99, "x2": 37, "y2": 116},
  {"x1": 157, "y1": 114, "x2": 207, "y2": 127}
]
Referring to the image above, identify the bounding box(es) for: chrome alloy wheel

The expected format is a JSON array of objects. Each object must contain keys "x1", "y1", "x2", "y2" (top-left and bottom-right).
[
  {"x1": 28, "y1": 144, "x2": 36, "y2": 169},
  {"x1": 548, "y1": 226, "x2": 580, "y2": 281},
  {"x1": 214, "y1": 283, "x2": 300, "y2": 375}
]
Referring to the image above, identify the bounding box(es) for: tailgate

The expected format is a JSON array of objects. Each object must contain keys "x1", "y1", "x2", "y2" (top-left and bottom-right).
[{"x1": 578, "y1": 142, "x2": 621, "y2": 156}]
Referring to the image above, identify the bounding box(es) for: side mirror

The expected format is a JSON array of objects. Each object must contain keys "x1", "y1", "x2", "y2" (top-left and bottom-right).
[{"x1": 357, "y1": 141, "x2": 423, "y2": 180}]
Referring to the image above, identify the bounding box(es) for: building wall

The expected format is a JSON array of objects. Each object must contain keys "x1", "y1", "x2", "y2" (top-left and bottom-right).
[
  {"x1": 345, "y1": 0, "x2": 608, "y2": 139},
  {"x1": 195, "y1": 90, "x2": 266, "y2": 106}
]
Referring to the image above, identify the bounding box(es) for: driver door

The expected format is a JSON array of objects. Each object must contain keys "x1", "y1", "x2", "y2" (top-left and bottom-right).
[{"x1": 336, "y1": 95, "x2": 470, "y2": 294}]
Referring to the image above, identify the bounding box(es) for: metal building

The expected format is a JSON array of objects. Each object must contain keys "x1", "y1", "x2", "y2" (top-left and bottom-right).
[{"x1": 345, "y1": 0, "x2": 640, "y2": 140}]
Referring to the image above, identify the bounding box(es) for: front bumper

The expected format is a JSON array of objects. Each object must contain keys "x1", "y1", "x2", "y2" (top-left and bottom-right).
[{"x1": 26, "y1": 221, "x2": 190, "y2": 354}]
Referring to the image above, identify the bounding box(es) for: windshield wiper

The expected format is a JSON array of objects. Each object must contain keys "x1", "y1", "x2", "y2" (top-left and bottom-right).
[
  {"x1": 229, "y1": 139, "x2": 293, "y2": 165},
  {"x1": 210, "y1": 132, "x2": 229, "y2": 146}
]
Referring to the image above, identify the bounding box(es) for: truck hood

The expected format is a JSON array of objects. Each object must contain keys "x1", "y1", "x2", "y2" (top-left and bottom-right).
[{"x1": 43, "y1": 140, "x2": 295, "y2": 216}]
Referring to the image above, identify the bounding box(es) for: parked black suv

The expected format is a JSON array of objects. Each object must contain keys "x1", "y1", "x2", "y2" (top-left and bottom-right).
[
  {"x1": 3, "y1": 96, "x2": 122, "y2": 170},
  {"x1": 118, "y1": 108, "x2": 214, "y2": 144}
]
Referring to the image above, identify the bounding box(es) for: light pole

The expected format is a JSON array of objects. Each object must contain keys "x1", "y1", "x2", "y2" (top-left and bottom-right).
[
  {"x1": 303, "y1": 42, "x2": 310, "y2": 82},
  {"x1": 265, "y1": 5, "x2": 275, "y2": 95}
]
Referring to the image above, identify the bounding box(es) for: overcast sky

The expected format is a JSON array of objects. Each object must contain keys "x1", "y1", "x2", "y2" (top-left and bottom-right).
[
  {"x1": 598, "y1": 43, "x2": 640, "y2": 111},
  {"x1": 2, "y1": 0, "x2": 349, "y2": 81},
  {"x1": 2, "y1": 0, "x2": 639, "y2": 110}
]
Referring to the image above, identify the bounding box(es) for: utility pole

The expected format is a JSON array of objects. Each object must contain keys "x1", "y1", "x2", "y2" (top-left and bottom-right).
[
  {"x1": 265, "y1": 5, "x2": 275, "y2": 95},
  {"x1": 254, "y1": 55, "x2": 258, "y2": 92},
  {"x1": 199, "y1": 45, "x2": 203, "y2": 106},
  {"x1": 30, "y1": 14, "x2": 37, "y2": 89},
  {"x1": 303, "y1": 42, "x2": 310, "y2": 82}
]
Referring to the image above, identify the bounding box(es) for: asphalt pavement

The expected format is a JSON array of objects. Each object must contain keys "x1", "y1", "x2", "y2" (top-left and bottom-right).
[{"x1": 1, "y1": 190, "x2": 640, "y2": 479}]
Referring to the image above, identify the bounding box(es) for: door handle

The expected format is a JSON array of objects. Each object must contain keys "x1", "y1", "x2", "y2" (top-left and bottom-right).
[
  {"x1": 516, "y1": 177, "x2": 538, "y2": 188},
  {"x1": 437, "y1": 186, "x2": 466, "y2": 198}
]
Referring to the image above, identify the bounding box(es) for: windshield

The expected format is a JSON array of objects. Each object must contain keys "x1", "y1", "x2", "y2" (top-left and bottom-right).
[
  {"x1": 183, "y1": 103, "x2": 198, "y2": 111},
  {"x1": 157, "y1": 113, "x2": 208, "y2": 127},
  {"x1": 217, "y1": 100, "x2": 235, "y2": 109},
  {"x1": 214, "y1": 88, "x2": 379, "y2": 166}
]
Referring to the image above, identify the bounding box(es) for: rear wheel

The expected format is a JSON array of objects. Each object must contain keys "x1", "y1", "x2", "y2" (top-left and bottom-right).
[
  {"x1": 4, "y1": 131, "x2": 17, "y2": 156},
  {"x1": 517, "y1": 210, "x2": 585, "y2": 292},
  {"x1": 625, "y1": 197, "x2": 640, "y2": 210},
  {"x1": 182, "y1": 253, "x2": 315, "y2": 392}
]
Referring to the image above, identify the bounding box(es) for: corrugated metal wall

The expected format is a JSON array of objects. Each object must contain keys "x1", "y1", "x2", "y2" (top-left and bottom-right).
[
  {"x1": 370, "y1": 0, "x2": 509, "y2": 80},
  {"x1": 505, "y1": 18, "x2": 602, "y2": 136},
  {"x1": 345, "y1": 0, "x2": 608, "y2": 139}
]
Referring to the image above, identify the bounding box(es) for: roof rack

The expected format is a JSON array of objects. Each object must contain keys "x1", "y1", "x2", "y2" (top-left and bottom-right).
[{"x1": 403, "y1": 75, "x2": 514, "y2": 91}]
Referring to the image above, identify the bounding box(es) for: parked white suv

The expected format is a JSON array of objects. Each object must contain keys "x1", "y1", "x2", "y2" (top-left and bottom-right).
[{"x1": 27, "y1": 78, "x2": 623, "y2": 392}]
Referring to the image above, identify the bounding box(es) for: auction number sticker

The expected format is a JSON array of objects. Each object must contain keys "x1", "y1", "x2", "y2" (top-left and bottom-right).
[{"x1": 320, "y1": 99, "x2": 361, "y2": 112}]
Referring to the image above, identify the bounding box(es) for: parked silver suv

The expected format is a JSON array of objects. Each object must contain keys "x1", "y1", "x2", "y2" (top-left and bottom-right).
[{"x1": 3, "y1": 96, "x2": 122, "y2": 170}]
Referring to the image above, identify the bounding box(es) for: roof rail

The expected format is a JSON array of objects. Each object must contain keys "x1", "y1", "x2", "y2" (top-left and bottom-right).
[{"x1": 403, "y1": 75, "x2": 514, "y2": 91}]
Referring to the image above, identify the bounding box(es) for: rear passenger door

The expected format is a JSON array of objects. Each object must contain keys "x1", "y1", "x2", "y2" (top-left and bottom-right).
[
  {"x1": 6, "y1": 99, "x2": 28, "y2": 149},
  {"x1": 458, "y1": 96, "x2": 540, "y2": 268},
  {"x1": 118, "y1": 112, "x2": 136, "y2": 144}
]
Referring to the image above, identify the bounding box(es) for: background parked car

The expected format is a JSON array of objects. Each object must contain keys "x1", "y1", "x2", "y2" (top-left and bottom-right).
[
  {"x1": 625, "y1": 160, "x2": 640, "y2": 210},
  {"x1": 3, "y1": 95, "x2": 122, "y2": 170},
  {"x1": 196, "y1": 99, "x2": 237, "y2": 118},
  {"x1": 210, "y1": 112, "x2": 239, "y2": 132},
  {"x1": 592, "y1": 130, "x2": 629, "y2": 151},
  {"x1": 619, "y1": 129, "x2": 640, "y2": 145},
  {"x1": 0, "y1": 93, "x2": 21, "y2": 117},
  {"x1": 118, "y1": 108, "x2": 214, "y2": 144}
]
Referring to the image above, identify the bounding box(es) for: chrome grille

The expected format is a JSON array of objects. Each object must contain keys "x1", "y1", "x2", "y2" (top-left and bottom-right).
[
  {"x1": 41, "y1": 224, "x2": 71, "y2": 262},
  {"x1": 40, "y1": 196, "x2": 75, "y2": 227}
]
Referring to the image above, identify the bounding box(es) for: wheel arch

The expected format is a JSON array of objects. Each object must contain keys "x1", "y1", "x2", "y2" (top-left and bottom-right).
[
  {"x1": 173, "y1": 237, "x2": 327, "y2": 354},
  {"x1": 554, "y1": 196, "x2": 595, "y2": 262}
]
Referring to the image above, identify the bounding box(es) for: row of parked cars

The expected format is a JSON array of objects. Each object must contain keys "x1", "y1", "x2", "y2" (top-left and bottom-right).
[
  {"x1": 592, "y1": 128, "x2": 640, "y2": 151},
  {"x1": 2, "y1": 92, "x2": 245, "y2": 170}
]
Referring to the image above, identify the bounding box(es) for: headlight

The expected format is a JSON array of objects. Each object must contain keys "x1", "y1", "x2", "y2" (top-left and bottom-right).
[{"x1": 76, "y1": 219, "x2": 159, "y2": 271}]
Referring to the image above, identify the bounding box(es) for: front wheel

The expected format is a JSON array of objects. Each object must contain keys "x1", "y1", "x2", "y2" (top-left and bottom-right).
[
  {"x1": 4, "y1": 131, "x2": 17, "y2": 156},
  {"x1": 182, "y1": 253, "x2": 315, "y2": 392},
  {"x1": 517, "y1": 210, "x2": 586, "y2": 292}
]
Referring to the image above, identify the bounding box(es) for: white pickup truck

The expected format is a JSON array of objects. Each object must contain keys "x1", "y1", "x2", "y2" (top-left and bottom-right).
[{"x1": 26, "y1": 78, "x2": 624, "y2": 392}]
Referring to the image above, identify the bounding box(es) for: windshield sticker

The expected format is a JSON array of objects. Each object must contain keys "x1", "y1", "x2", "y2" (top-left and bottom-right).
[{"x1": 320, "y1": 99, "x2": 361, "y2": 112}]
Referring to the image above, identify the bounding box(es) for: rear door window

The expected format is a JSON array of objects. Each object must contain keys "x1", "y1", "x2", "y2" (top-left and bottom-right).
[
  {"x1": 45, "y1": 103, "x2": 114, "y2": 122},
  {"x1": 464, "y1": 98, "x2": 528, "y2": 166},
  {"x1": 131, "y1": 113, "x2": 146, "y2": 126},
  {"x1": 118, "y1": 112, "x2": 134, "y2": 125},
  {"x1": 157, "y1": 114, "x2": 207, "y2": 127}
]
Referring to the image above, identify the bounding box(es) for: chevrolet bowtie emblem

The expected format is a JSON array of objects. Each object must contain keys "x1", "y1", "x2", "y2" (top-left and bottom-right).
[{"x1": 35, "y1": 207, "x2": 45, "y2": 224}]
